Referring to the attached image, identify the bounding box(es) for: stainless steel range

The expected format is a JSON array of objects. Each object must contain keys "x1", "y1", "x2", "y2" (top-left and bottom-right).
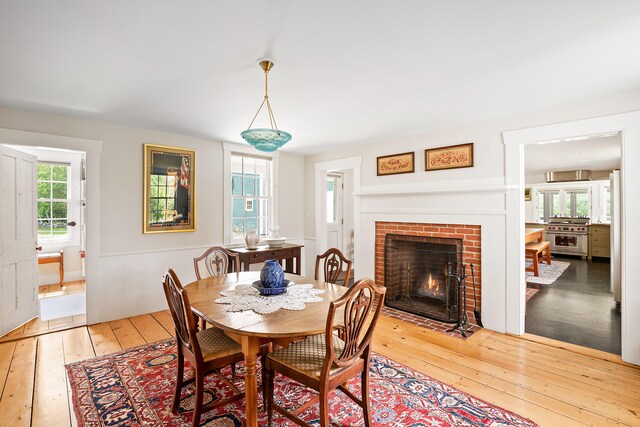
[{"x1": 545, "y1": 216, "x2": 590, "y2": 257}]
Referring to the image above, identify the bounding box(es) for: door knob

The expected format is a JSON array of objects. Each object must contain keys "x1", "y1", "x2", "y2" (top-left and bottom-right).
[
  {"x1": 68, "y1": 221, "x2": 77, "y2": 227},
  {"x1": 36, "y1": 246, "x2": 42, "y2": 251}
]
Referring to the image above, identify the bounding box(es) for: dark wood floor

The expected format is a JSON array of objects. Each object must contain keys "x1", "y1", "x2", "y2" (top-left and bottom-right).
[{"x1": 525, "y1": 256, "x2": 621, "y2": 354}]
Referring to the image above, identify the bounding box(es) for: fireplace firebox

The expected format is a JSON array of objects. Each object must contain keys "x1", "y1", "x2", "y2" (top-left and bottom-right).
[{"x1": 384, "y1": 234, "x2": 463, "y2": 322}]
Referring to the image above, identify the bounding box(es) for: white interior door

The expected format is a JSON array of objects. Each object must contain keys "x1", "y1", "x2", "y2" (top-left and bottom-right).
[
  {"x1": 326, "y1": 174, "x2": 343, "y2": 251},
  {"x1": 1, "y1": 145, "x2": 38, "y2": 336}
]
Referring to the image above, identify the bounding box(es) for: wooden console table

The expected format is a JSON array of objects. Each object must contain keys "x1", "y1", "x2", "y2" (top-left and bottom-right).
[{"x1": 226, "y1": 243, "x2": 303, "y2": 275}]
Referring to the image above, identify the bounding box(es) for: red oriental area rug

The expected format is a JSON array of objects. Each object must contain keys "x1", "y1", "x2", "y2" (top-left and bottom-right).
[{"x1": 66, "y1": 339, "x2": 538, "y2": 426}]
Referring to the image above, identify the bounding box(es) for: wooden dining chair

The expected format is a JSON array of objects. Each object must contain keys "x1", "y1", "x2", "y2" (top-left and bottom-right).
[
  {"x1": 162, "y1": 269, "x2": 245, "y2": 427},
  {"x1": 193, "y1": 247, "x2": 241, "y2": 330},
  {"x1": 265, "y1": 278, "x2": 386, "y2": 427},
  {"x1": 315, "y1": 247, "x2": 352, "y2": 286},
  {"x1": 194, "y1": 246, "x2": 240, "y2": 280}
]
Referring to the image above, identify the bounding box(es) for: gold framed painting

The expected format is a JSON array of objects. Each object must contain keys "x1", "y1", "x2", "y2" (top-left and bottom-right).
[
  {"x1": 524, "y1": 188, "x2": 532, "y2": 201},
  {"x1": 425, "y1": 143, "x2": 474, "y2": 171},
  {"x1": 377, "y1": 152, "x2": 415, "y2": 176},
  {"x1": 143, "y1": 144, "x2": 196, "y2": 233}
]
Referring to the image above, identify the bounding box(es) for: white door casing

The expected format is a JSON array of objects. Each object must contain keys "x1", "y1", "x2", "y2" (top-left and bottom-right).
[
  {"x1": 0, "y1": 128, "x2": 101, "y2": 325},
  {"x1": 314, "y1": 157, "x2": 361, "y2": 264},
  {"x1": 610, "y1": 170, "x2": 621, "y2": 302},
  {"x1": 503, "y1": 110, "x2": 640, "y2": 365},
  {"x1": 0, "y1": 145, "x2": 38, "y2": 335},
  {"x1": 326, "y1": 173, "x2": 343, "y2": 252}
]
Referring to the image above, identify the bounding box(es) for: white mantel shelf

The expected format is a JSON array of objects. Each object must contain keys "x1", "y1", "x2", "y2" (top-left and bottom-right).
[
  {"x1": 355, "y1": 184, "x2": 516, "y2": 197},
  {"x1": 359, "y1": 207, "x2": 507, "y2": 216}
]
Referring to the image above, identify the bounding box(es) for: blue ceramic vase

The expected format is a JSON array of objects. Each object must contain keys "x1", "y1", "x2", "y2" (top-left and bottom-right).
[{"x1": 260, "y1": 260, "x2": 285, "y2": 288}]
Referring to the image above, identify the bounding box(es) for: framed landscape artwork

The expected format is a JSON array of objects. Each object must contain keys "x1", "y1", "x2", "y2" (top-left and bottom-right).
[
  {"x1": 425, "y1": 143, "x2": 474, "y2": 171},
  {"x1": 143, "y1": 144, "x2": 196, "y2": 233},
  {"x1": 377, "y1": 152, "x2": 415, "y2": 176}
]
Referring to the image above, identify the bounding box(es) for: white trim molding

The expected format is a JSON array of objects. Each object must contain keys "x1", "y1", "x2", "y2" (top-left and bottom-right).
[
  {"x1": 0, "y1": 127, "x2": 102, "y2": 324},
  {"x1": 222, "y1": 142, "x2": 279, "y2": 245},
  {"x1": 503, "y1": 110, "x2": 640, "y2": 365},
  {"x1": 356, "y1": 177, "x2": 512, "y2": 197},
  {"x1": 314, "y1": 156, "x2": 362, "y2": 264}
]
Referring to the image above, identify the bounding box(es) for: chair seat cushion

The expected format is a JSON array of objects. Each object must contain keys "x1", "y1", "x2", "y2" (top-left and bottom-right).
[
  {"x1": 196, "y1": 327, "x2": 242, "y2": 362},
  {"x1": 267, "y1": 333, "x2": 344, "y2": 380}
]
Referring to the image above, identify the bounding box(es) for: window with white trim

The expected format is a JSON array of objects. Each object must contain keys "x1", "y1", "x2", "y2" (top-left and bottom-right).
[
  {"x1": 230, "y1": 153, "x2": 272, "y2": 240},
  {"x1": 37, "y1": 162, "x2": 71, "y2": 239},
  {"x1": 537, "y1": 188, "x2": 591, "y2": 222},
  {"x1": 603, "y1": 185, "x2": 612, "y2": 223}
]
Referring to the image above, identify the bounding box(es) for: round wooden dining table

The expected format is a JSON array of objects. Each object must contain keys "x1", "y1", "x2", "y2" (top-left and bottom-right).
[{"x1": 186, "y1": 271, "x2": 348, "y2": 427}]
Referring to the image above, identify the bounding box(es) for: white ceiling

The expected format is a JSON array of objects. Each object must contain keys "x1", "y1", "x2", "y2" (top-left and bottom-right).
[
  {"x1": 1, "y1": 1, "x2": 639, "y2": 155},
  {"x1": 524, "y1": 135, "x2": 621, "y2": 177}
]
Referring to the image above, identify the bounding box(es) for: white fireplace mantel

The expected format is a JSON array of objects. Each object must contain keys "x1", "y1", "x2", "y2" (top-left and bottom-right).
[{"x1": 355, "y1": 189, "x2": 508, "y2": 334}]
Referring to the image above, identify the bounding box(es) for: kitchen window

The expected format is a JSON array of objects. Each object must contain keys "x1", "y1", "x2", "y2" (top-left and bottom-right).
[
  {"x1": 537, "y1": 188, "x2": 591, "y2": 222},
  {"x1": 565, "y1": 190, "x2": 590, "y2": 217},
  {"x1": 538, "y1": 190, "x2": 560, "y2": 222}
]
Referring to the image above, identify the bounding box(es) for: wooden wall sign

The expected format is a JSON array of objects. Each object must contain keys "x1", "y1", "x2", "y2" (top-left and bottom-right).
[
  {"x1": 425, "y1": 143, "x2": 474, "y2": 171},
  {"x1": 377, "y1": 152, "x2": 415, "y2": 176}
]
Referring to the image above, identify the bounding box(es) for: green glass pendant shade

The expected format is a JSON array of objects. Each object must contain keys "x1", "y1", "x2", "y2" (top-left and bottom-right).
[{"x1": 241, "y1": 128, "x2": 292, "y2": 152}]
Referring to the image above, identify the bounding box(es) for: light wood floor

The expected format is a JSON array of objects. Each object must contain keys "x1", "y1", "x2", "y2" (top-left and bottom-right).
[{"x1": 0, "y1": 312, "x2": 639, "y2": 426}]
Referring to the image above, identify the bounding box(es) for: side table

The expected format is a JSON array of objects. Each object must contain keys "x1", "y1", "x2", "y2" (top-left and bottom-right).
[{"x1": 226, "y1": 243, "x2": 303, "y2": 275}]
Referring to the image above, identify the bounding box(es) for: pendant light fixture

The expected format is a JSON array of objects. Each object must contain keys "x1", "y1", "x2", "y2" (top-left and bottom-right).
[{"x1": 241, "y1": 59, "x2": 292, "y2": 152}]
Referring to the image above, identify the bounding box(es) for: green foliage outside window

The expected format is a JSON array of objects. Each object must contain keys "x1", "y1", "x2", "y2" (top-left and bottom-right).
[
  {"x1": 150, "y1": 174, "x2": 177, "y2": 223},
  {"x1": 37, "y1": 163, "x2": 69, "y2": 237}
]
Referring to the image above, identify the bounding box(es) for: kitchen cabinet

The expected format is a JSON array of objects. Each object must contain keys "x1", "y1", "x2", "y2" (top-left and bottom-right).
[{"x1": 588, "y1": 224, "x2": 610, "y2": 260}]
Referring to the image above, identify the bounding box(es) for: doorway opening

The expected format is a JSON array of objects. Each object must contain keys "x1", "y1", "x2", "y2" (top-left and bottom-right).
[
  {"x1": 326, "y1": 173, "x2": 345, "y2": 253},
  {"x1": 523, "y1": 134, "x2": 622, "y2": 354},
  {"x1": 1, "y1": 145, "x2": 87, "y2": 340},
  {"x1": 314, "y1": 157, "x2": 360, "y2": 279},
  {"x1": 326, "y1": 170, "x2": 354, "y2": 272}
]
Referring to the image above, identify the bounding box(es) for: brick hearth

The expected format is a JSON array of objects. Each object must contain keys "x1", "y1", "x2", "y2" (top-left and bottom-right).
[
  {"x1": 375, "y1": 221, "x2": 482, "y2": 327},
  {"x1": 382, "y1": 306, "x2": 480, "y2": 338}
]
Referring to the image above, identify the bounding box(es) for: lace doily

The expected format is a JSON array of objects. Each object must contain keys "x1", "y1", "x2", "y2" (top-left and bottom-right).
[{"x1": 215, "y1": 283, "x2": 325, "y2": 314}]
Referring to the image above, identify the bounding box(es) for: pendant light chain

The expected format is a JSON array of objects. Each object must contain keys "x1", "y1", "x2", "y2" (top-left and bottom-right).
[
  {"x1": 246, "y1": 65, "x2": 280, "y2": 132},
  {"x1": 241, "y1": 59, "x2": 292, "y2": 152}
]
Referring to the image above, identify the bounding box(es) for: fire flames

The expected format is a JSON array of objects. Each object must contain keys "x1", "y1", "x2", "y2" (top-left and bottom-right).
[{"x1": 417, "y1": 273, "x2": 441, "y2": 297}]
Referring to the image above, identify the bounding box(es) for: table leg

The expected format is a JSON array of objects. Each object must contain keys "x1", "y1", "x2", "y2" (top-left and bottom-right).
[
  {"x1": 241, "y1": 336, "x2": 261, "y2": 427},
  {"x1": 295, "y1": 250, "x2": 301, "y2": 275},
  {"x1": 59, "y1": 251, "x2": 64, "y2": 284}
]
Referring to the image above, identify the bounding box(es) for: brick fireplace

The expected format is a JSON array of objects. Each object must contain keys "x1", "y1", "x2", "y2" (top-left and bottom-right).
[{"x1": 375, "y1": 222, "x2": 482, "y2": 325}]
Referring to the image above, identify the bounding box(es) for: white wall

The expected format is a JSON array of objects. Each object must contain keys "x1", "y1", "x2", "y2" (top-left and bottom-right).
[
  {"x1": 304, "y1": 90, "x2": 640, "y2": 237},
  {"x1": 0, "y1": 106, "x2": 306, "y2": 323},
  {"x1": 304, "y1": 89, "x2": 640, "y2": 357}
]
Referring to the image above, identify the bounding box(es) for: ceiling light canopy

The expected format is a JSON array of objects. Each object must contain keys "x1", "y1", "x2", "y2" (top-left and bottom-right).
[{"x1": 241, "y1": 59, "x2": 292, "y2": 152}]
